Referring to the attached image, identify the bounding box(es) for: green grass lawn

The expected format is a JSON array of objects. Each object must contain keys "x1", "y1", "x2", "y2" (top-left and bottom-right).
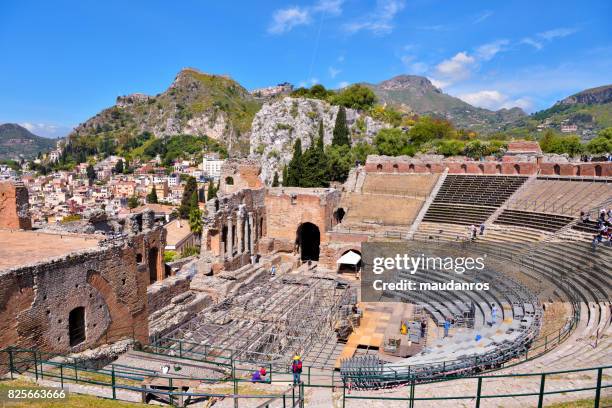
[{"x1": 544, "y1": 396, "x2": 612, "y2": 408}]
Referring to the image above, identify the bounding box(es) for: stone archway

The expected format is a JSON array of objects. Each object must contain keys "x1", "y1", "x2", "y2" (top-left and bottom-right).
[
  {"x1": 296, "y1": 222, "x2": 320, "y2": 261},
  {"x1": 148, "y1": 247, "x2": 159, "y2": 284},
  {"x1": 334, "y1": 208, "x2": 346, "y2": 223},
  {"x1": 553, "y1": 164, "x2": 561, "y2": 176},
  {"x1": 68, "y1": 306, "x2": 86, "y2": 347}
]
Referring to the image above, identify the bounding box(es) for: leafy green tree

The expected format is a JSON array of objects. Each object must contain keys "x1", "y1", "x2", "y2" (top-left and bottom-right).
[
  {"x1": 331, "y1": 84, "x2": 377, "y2": 110},
  {"x1": 464, "y1": 140, "x2": 488, "y2": 159},
  {"x1": 538, "y1": 130, "x2": 556, "y2": 152},
  {"x1": 179, "y1": 177, "x2": 198, "y2": 218},
  {"x1": 409, "y1": 117, "x2": 455, "y2": 145},
  {"x1": 114, "y1": 159, "x2": 124, "y2": 174},
  {"x1": 374, "y1": 128, "x2": 414, "y2": 156},
  {"x1": 326, "y1": 145, "x2": 353, "y2": 182},
  {"x1": 596, "y1": 127, "x2": 612, "y2": 140},
  {"x1": 271, "y1": 172, "x2": 280, "y2": 187},
  {"x1": 436, "y1": 139, "x2": 465, "y2": 156},
  {"x1": 547, "y1": 135, "x2": 583, "y2": 156},
  {"x1": 147, "y1": 187, "x2": 158, "y2": 204},
  {"x1": 286, "y1": 139, "x2": 303, "y2": 187},
  {"x1": 128, "y1": 195, "x2": 139, "y2": 209},
  {"x1": 351, "y1": 141, "x2": 377, "y2": 164},
  {"x1": 332, "y1": 107, "x2": 350, "y2": 147},
  {"x1": 586, "y1": 136, "x2": 612, "y2": 155}
]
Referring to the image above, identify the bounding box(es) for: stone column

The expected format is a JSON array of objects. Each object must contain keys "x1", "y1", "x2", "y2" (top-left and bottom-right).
[
  {"x1": 227, "y1": 216, "x2": 233, "y2": 257},
  {"x1": 248, "y1": 212, "x2": 255, "y2": 254},
  {"x1": 237, "y1": 211, "x2": 244, "y2": 254}
]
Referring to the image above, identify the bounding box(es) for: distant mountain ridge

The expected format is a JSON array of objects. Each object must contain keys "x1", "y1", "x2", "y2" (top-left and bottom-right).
[
  {"x1": 0, "y1": 123, "x2": 57, "y2": 160},
  {"x1": 363, "y1": 75, "x2": 526, "y2": 133}
]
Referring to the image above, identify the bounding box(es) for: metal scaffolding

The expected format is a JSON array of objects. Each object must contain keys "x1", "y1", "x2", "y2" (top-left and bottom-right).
[{"x1": 161, "y1": 272, "x2": 354, "y2": 367}]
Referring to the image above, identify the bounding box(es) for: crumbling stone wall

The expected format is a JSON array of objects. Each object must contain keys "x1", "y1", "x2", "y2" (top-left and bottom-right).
[
  {"x1": 219, "y1": 159, "x2": 264, "y2": 194},
  {"x1": 201, "y1": 188, "x2": 266, "y2": 272},
  {"x1": 0, "y1": 182, "x2": 31, "y2": 230},
  {"x1": 0, "y1": 217, "x2": 165, "y2": 373}
]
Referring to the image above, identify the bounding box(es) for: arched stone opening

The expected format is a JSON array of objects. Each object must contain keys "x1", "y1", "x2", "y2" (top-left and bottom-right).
[
  {"x1": 478, "y1": 164, "x2": 485, "y2": 174},
  {"x1": 68, "y1": 306, "x2": 86, "y2": 347},
  {"x1": 337, "y1": 249, "x2": 362, "y2": 274},
  {"x1": 334, "y1": 208, "x2": 346, "y2": 223},
  {"x1": 425, "y1": 164, "x2": 432, "y2": 173},
  {"x1": 495, "y1": 164, "x2": 502, "y2": 174},
  {"x1": 148, "y1": 247, "x2": 159, "y2": 284},
  {"x1": 296, "y1": 222, "x2": 320, "y2": 261},
  {"x1": 460, "y1": 164, "x2": 467, "y2": 173},
  {"x1": 225, "y1": 176, "x2": 234, "y2": 185},
  {"x1": 408, "y1": 164, "x2": 415, "y2": 173},
  {"x1": 595, "y1": 165, "x2": 602, "y2": 177},
  {"x1": 553, "y1": 164, "x2": 561, "y2": 175},
  {"x1": 376, "y1": 164, "x2": 383, "y2": 171},
  {"x1": 514, "y1": 164, "x2": 521, "y2": 175},
  {"x1": 392, "y1": 163, "x2": 399, "y2": 172}
]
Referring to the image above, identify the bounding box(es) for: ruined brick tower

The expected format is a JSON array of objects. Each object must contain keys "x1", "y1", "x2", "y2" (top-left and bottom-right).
[{"x1": 0, "y1": 181, "x2": 32, "y2": 230}]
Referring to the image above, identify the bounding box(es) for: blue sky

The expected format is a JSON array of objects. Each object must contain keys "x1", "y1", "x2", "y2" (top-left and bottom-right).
[{"x1": 1, "y1": 0, "x2": 610, "y2": 137}]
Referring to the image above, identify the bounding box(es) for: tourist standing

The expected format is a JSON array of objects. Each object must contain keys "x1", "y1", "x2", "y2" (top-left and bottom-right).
[
  {"x1": 291, "y1": 355, "x2": 303, "y2": 385},
  {"x1": 443, "y1": 319, "x2": 450, "y2": 338}
]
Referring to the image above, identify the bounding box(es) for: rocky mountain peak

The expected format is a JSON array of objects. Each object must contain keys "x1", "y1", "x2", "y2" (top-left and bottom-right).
[{"x1": 378, "y1": 75, "x2": 440, "y2": 94}]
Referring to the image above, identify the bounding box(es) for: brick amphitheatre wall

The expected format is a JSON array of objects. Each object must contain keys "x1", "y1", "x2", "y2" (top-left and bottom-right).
[
  {"x1": 0, "y1": 182, "x2": 31, "y2": 229},
  {"x1": 263, "y1": 188, "x2": 341, "y2": 250},
  {"x1": 0, "y1": 226, "x2": 165, "y2": 374},
  {"x1": 365, "y1": 155, "x2": 612, "y2": 177}
]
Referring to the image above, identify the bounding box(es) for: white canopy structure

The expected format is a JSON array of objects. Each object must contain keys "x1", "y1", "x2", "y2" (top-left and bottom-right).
[{"x1": 336, "y1": 251, "x2": 361, "y2": 265}]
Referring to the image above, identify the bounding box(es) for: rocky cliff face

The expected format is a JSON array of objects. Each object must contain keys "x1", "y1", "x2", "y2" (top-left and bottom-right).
[
  {"x1": 558, "y1": 85, "x2": 612, "y2": 106},
  {"x1": 69, "y1": 68, "x2": 261, "y2": 155},
  {"x1": 250, "y1": 97, "x2": 388, "y2": 184}
]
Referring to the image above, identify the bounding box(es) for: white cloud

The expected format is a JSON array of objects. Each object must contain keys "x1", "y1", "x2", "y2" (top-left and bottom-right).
[
  {"x1": 18, "y1": 122, "x2": 71, "y2": 138},
  {"x1": 473, "y1": 10, "x2": 493, "y2": 24},
  {"x1": 337, "y1": 81, "x2": 350, "y2": 88},
  {"x1": 328, "y1": 67, "x2": 341, "y2": 78},
  {"x1": 429, "y1": 78, "x2": 450, "y2": 89},
  {"x1": 476, "y1": 39, "x2": 509, "y2": 61},
  {"x1": 343, "y1": 0, "x2": 405, "y2": 35},
  {"x1": 401, "y1": 55, "x2": 428, "y2": 74},
  {"x1": 521, "y1": 27, "x2": 578, "y2": 49},
  {"x1": 538, "y1": 27, "x2": 578, "y2": 41},
  {"x1": 520, "y1": 37, "x2": 543, "y2": 50},
  {"x1": 268, "y1": 0, "x2": 344, "y2": 34},
  {"x1": 313, "y1": 0, "x2": 344, "y2": 15},
  {"x1": 435, "y1": 52, "x2": 476, "y2": 82},
  {"x1": 310, "y1": 78, "x2": 320, "y2": 85},
  {"x1": 268, "y1": 7, "x2": 310, "y2": 34},
  {"x1": 457, "y1": 90, "x2": 533, "y2": 111}
]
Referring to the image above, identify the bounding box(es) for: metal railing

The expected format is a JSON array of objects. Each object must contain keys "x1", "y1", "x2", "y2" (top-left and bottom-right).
[{"x1": 1, "y1": 347, "x2": 609, "y2": 408}]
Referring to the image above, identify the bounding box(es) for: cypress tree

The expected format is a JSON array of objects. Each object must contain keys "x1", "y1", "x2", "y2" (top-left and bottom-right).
[
  {"x1": 271, "y1": 172, "x2": 280, "y2": 187},
  {"x1": 286, "y1": 139, "x2": 303, "y2": 187},
  {"x1": 179, "y1": 176, "x2": 198, "y2": 218},
  {"x1": 282, "y1": 166, "x2": 288, "y2": 186},
  {"x1": 206, "y1": 181, "x2": 217, "y2": 201},
  {"x1": 332, "y1": 106, "x2": 350, "y2": 147},
  {"x1": 147, "y1": 186, "x2": 158, "y2": 204}
]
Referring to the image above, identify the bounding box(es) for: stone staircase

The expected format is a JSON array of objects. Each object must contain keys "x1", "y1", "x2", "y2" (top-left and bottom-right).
[{"x1": 407, "y1": 168, "x2": 448, "y2": 239}]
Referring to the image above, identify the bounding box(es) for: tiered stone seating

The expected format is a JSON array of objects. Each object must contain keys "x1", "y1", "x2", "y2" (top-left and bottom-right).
[
  {"x1": 340, "y1": 174, "x2": 439, "y2": 227},
  {"x1": 508, "y1": 177, "x2": 612, "y2": 215},
  {"x1": 572, "y1": 219, "x2": 600, "y2": 234},
  {"x1": 433, "y1": 175, "x2": 527, "y2": 207},
  {"x1": 494, "y1": 209, "x2": 574, "y2": 232},
  {"x1": 422, "y1": 175, "x2": 527, "y2": 225}
]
